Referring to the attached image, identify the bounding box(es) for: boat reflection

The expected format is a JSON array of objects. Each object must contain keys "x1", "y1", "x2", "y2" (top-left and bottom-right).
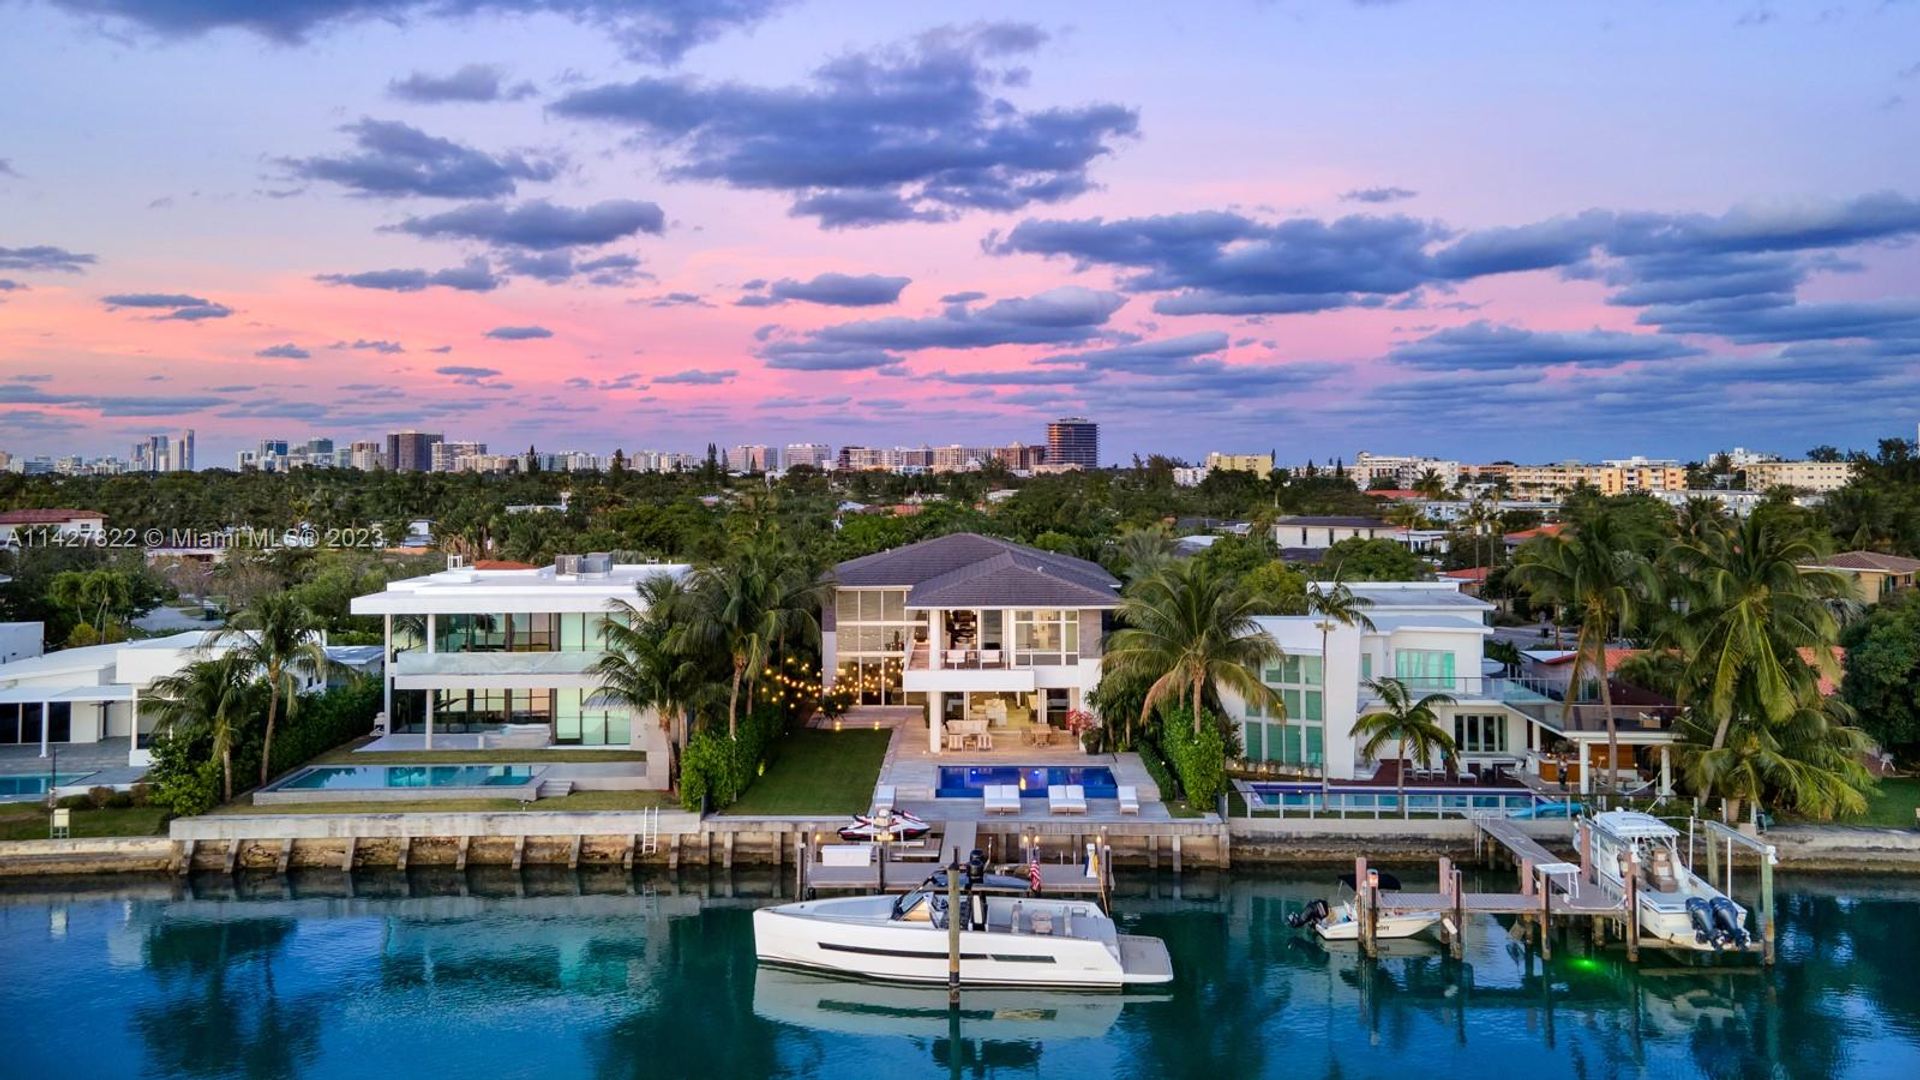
[{"x1": 753, "y1": 966, "x2": 1167, "y2": 1042}]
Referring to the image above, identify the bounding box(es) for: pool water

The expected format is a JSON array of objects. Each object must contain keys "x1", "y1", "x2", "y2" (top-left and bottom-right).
[
  {"x1": 270, "y1": 764, "x2": 542, "y2": 791},
  {"x1": 936, "y1": 765, "x2": 1119, "y2": 798},
  {"x1": 0, "y1": 773, "x2": 94, "y2": 798}
]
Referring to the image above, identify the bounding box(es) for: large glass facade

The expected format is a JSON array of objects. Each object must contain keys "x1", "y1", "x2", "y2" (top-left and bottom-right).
[
  {"x1": 1010, "y1": 609, "x2": 1078, "y2": 666},
  {"x1": 0, "y1": 702, "x2": 71, "y2": 744},
  {"x1": 432, "y1": 612, "x2": 610, "y2": 654},
  {"x1": 402, "y1": 688, "x2": 629, "y2": 746},
  {"x1": 1393, "y1": 649, "x2": 1456, "y2": 690},
  {"x1": 1242, "y1": 653, "x2": 1324, "y2": 767},
  {"x1": 834, "y1": 588, "x2": 917, "y2": 704}
]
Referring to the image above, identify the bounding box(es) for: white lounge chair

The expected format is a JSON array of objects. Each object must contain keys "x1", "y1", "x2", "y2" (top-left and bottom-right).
[
  {"x1": 1117, "y1": 785, "x2": 1140, "y2": 814},
  {"x1": 984, "y1": 785, "x2": 1021, "y2": 814},
  {"x1": 870, "y1": 784, "x2": 896, "y2": 816},
  {"x1": 1049, "y1": 784, "x2": 1087, "y2": 815}
]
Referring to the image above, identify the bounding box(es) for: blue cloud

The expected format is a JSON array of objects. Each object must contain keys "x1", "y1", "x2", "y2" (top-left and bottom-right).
[
  {"x1": 389, "y1": 64, "x2": 536, "y2": 103},
  {"x1": 1387, "y1": 321, "x2": 1703, "y2": 370},
  {"x1": 283, "y1": 119, "x2": 558, "y2": 199},
  {"x1": 654, "y1": 368, "x2": 737, "y2": 384},
  {"x1": 1038, "y1": 331, "x2": 1230, "y2": 372},
  {"x1": 392, "y1": 198, "x2": 665, "y2": 250},
  {"x1": 553, "y1": 23, "x2": 1136, "y2": 227},
  {"x1": 316, "y1": 257, "x2": 502, "y2": 292},
  {"x1": 255, "y1": 343, "x2": 312, "y2": 359},
  {"x1": 45, "y1": 1, "x2": 785, "y2": 65},
  {"x1": 779, "y1": 286, "x2": 1126, "y2": 354},
  {"x1": 101, "y1": 292, "x2": 233, "y2": 320},
  {"x1": 484, "y1": 324, "x2": 554, "y2": 340},
  {"x1": 1, "y1": 244, "x2": 97, "y2": 272},
  {"x1": 1341, "y1": 186, "x2": 1417, "y2": 203},
  {"x1": 739, "y1": 272, "x2": 910, "y2": 307}
]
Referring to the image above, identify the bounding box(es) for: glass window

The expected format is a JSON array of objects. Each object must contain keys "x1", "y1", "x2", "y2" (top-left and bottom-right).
[
  {"x1": 836, "y1": 591, "x2": 857, "y2": 625},
  {"x1": 1360, "y1": 654, "x2": 1372, "y2": 681},
  {"x1": 1244, "y1": 721, "x2": 1264, "y2": 760},
  {"x1": 1300, "y1": 655, "x2": 1323, "y2": 687},
  {"x1": 1394, "y1": 649, "x2": 1456, "y2": 691},
  {"x1": 882, "y1": 590, "x2": 906, "y2": 622}
]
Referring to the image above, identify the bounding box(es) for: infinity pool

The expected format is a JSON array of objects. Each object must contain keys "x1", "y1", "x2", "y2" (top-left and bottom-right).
[
  {"x1": 936, "y1": 765, "x2": 1119, "y2": 799},
  {"x1": 269, "y1": 765, "x2": 543, "y2": 791},
  {"x1": 0, "y1": 773, "x2": 95, "y2": 799}
]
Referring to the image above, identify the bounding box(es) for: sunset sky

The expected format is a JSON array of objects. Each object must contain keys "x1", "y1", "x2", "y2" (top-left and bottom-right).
[{"x1": 3, "y1": 1, "x2": 1918, "y2": 467}]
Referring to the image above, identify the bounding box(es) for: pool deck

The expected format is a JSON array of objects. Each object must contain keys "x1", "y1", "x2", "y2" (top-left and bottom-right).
[{"x1": 873, "y1": 719, "x2": 1161, "y2": 807}]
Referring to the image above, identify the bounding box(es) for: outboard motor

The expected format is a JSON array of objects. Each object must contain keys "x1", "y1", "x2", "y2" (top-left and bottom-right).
[
  {"x1": 967, "y1": 848, "x2": 987, "y2": 887},
  {"x1": 1685, "y1": 897, "x2": 1718, "y2": 948},
  {"x1": 1288, "y1": 898, "x2": 1331, "y2": 929},
  {"x1": 1710, "y1": 897, "x2": 1750, "y2": 948}
]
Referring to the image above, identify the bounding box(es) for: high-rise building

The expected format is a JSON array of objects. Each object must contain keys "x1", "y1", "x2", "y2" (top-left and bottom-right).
[
  {"x1": 1046, "y1": 417, "x2": 1098, "y2": 469},
  {"x1": 784, "y1": 443, "x2": 832, "y2": 470},
  {"x1": 133, "y1": 434, "x2": 170, "y2": 473},
  {"x1": 175, "y1": 429, "x2": 195, "y2": 472},
  {"x1": 236, "y1": 450, "x2": 258, "y2": 471},
  {"x1": 1743, "y1": 459, "x2": 1855, "y2": 492},
  {"x1": 431, "y1": 440, "x2": 488, "y2": 472},
  {"x1": 255, "y1": 438, "x2": 291, "y2": 473},
  {"x1": 1204, "y1": 452, "x2": 1274, "y2": 479},
  {"x1": 726, "y1": 445, "x2": 777, "y2": 472},
  {"x1": 995, "y1": 441, "x2": 1046, "y2": 472},
  {"x1": 386, "y1": 430, "x2": 443, "y2": 472},
  {"x1": 299, "y1": 437, "x2": 335, "y2": 468},
  {"x1": 349, "y1": 440, "x2": 384, "y2": 470}
]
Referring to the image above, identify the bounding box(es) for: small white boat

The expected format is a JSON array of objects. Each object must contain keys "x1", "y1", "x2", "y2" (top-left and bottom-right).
[
  {"x1": 754, "y1": 862, "x2": 1173, "y2": 990},
  {"x1": 1588, "y1": 810, "x2": 1756, "y2": 953},
  {"x1": 1287, "y1": 871, "x2": 1442, "y2": 941}
]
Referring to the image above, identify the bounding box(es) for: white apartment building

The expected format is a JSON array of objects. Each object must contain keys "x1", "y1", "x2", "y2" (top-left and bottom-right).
[
  {"x1": 1744, "y1": 459, "x2": 1854, "y2": 492},
  {"x1": 349, "y1": 554, "x2": 691, "y2": 777},
  {"x1": 1353, "y1": 452, "x2": 1462, "y2": 490},
  {"x1": 823, "y1": 534, "x2": 1120, "y2": 755},
  {"x1": 784, "y1": 443, "x2": 832, "y2": 470},
  {"x1": 431, "y1": 440, "x2": 488, "y2": 472},
  {"x1": 1220, "y1": 580, "x2": 1678, "y2": 794},
  {"x1": 0, "y1": 629, "x2": 327, "y2": 766}
]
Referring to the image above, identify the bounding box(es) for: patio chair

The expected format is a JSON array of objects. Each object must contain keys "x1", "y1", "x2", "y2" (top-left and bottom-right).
[
  {"x1": 870, "y1": 784, "x2": 896, "y2": 816},
  {"x1": 1117, "y1": 785, "x2": 1140, "y2": 814},
  {"x1": 984, "y1": 785, "x2": 1021, "y2": 814},
  {"x1": 1049, "y1": 784, "x2": 1087, "y2": 814}
]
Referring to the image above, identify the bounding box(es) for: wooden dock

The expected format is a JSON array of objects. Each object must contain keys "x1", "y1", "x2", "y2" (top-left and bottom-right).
[{"x1": 799, "y1": 819, "x2": 1113, "y2": 899}]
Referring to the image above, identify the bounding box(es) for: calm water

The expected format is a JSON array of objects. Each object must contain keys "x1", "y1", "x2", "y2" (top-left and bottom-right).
[{"x1": 3, "y1": 868, "x2": 1919, "y2": 1079}]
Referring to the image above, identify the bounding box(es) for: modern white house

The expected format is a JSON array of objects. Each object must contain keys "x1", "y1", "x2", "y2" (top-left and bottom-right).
[
  {"x1": 348, "y1": 554, "x2": 692, "y2": 764},
  {"x1": 1220, "y1": 580, "x2": 1679, "y2": 795},
  {"x1": 0, "y1": 629, "x2": 268, "y2": 765},
  {"x1": 1270, "y1": 516, "x2": 1396, "y2": 550},
  {"x1": 823, "y1": 534, "x2": 1120, "y2": 754}
]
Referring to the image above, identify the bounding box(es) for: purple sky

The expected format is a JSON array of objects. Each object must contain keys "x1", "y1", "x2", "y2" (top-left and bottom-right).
[{"x1": 2, "y1": 1, "x2": 1918, "y2": 467}]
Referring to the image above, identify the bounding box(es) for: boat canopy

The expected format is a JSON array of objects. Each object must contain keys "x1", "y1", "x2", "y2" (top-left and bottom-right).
[{"x1": 1591, "y1": 810, "x2": 1678, "y2": 841}]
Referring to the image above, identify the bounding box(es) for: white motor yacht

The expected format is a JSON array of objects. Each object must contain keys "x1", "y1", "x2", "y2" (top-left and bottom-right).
[
  {"x1": 1287, "y1": 871, "x2": 1442, "y2": 941},
  {"x1": 1588, "y1": 810, "x2": 1756, "y2": 952},
  {"x1": 753, "y1": 863, "x2": 1173, "y2": 990}
]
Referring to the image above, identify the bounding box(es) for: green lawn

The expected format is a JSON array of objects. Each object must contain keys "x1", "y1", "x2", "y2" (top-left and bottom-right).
[
  {"x1": 724, "y1": 728, "x2": 891, "y2": 816},
  {"x1": 1856, "y1": 777, "x2": 1920, "y2": 828},
  {"x1": 0, "y1": 805, "x2": 172, "y2": 842},
  {"x1": 212, "y1": 789, "x2": 675, "y2": 815}
]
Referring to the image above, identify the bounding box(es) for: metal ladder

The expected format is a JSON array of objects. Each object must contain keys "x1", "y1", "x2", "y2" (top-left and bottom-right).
[{"x1": 639, "y1": 806, "x2": 660, "y2": 856}]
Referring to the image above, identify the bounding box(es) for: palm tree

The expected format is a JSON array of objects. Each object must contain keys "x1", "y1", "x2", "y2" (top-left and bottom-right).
[
  {"x1": 1104, "y1": 558, "x2": 1281, "y2": 736},
  {"x1": 1413, "y1": 468, "x2": 1447, "y2": 500},
  {"x1": 685, "y1": 542, "x2": 823, "y2": 737},
  {"x1": 1674, "y1": 694, "x2": 1871, "y2": 823},
  {"x1": 1112, "y1": 523, "x2": 1177, "y2": 582},
  {"x1": 1660, "y1": 515, "x2": 1856, "y2": 753},
  {"x1": 1306, "y1": 572, "x2": 1374, "y2": 773},
  {"x1": 594, "y1": 574, "x2": 710, "y2": 777},
  {"x1": 1353, "y1": 677, "x2": 1458, "y2": 814},
  {"x1": 1460, "y1": 499, "x2": 1501, "y2": 574},
  {"x1": 1509, "y1": 517, "x2": 1659, "y2": 794},
  {"x1": 210, "y1": 593, "x2": 332, "y2": 785},
  {"x1": 148, "y1": 654, "x2": 259, "y2": 802}
]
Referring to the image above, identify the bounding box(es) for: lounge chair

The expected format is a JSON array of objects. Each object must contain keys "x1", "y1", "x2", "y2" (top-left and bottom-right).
[
  {"x1": 1049, "y1": 784, "x2": 1087, "y2": 815},
  {"x1": 1117, "y1": 785, "x2": 1140, "y2": 814},
  {"x1": 984, "y1": 785, "x2": 1021, "y2": 814},
  {"x1": 870, "y1": 784, "x2": 896, "y2": 816}
]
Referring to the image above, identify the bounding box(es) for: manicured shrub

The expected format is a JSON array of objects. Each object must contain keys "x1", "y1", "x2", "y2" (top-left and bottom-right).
[
  {"x1": 677, "y1": 705, "x2": 789, "y2": 811},
  {"x1": 1159, "y1": 706, "x2": 1229, "y2": 808},
  {"x1": 56, "y1": 794, "x2": 92, "y2": 810},
  {"x1": 87, "y1": 785, "x2": 116, "y2": 809}
]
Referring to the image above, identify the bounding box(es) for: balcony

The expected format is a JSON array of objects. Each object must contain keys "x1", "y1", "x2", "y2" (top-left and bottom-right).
[
  {"x1": 1358, "y1": 675, "x2": 1683, "y2": 735},
  {"x1": 393, "y1": 649, "x2": 602, "y2": 689}
]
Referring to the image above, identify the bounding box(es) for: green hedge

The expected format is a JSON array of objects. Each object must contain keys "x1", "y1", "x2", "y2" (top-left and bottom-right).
[
  {"x1": 1159, "y1": 706, "x2": 1228, "y2": 807},
  {"x1": 678, "y1": 705, "x2": 788, "y2": 811},
  {"x1": 267, "y1": 677, "x2": 381, "y2": 780}
]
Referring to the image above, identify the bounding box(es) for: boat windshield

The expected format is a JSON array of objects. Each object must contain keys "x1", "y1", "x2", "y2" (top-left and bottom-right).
[{"x1": 891, "y1": 890, "x2": 948, "y2": 924}]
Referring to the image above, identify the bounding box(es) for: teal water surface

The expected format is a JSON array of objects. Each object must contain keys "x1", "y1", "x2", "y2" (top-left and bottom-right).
[{"x1": 2, "y1": 868, "x2": 1918, "y2": 1079}]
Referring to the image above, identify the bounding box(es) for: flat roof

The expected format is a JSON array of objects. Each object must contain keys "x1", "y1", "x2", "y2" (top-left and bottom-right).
[{"x1": 350, "y1": 563, "x2": 693, "y2": 615}]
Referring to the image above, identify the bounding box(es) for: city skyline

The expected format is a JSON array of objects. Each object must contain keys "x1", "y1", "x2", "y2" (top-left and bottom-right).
[{"x1": 3, "y1": 3, "x2": 1919, "y2": 464}]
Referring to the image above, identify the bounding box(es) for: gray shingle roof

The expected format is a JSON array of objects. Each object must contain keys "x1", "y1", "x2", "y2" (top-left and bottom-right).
[{"x1": 832, "y1": 533, "x2": 1120, "y2": 608}]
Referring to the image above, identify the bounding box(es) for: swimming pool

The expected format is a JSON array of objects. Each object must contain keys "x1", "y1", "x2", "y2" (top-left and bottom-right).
[
  {"x1": 271, "y1": 765, "x2": 544, "y2": 791},
  {"x1": 936, "y1": 765, "x2": 1119, "y2": 799},
  {"x1": 0, "y1": 773, "x2": 95, "y2": 799}
]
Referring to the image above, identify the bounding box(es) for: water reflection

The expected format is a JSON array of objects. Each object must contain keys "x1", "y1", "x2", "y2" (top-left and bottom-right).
[{"x1": 0, "y1": 868, "x2": 1915, "y2": 1078}]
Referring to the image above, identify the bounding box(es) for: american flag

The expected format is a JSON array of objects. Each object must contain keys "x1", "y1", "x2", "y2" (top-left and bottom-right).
[{"x1": 1027, "y1": 858, "x2": 1043, "y2": 893}]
